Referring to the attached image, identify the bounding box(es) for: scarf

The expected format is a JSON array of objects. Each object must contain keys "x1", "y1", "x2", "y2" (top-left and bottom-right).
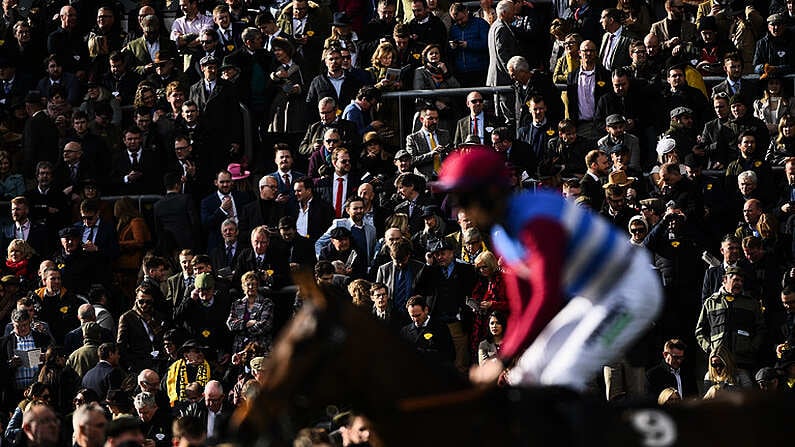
[
  {"x1": 166, "y1": 359, "x2": 211, "y2": 405},
  {"x1": 5, "y1": 258, "x2": 28, "y2": 277}
]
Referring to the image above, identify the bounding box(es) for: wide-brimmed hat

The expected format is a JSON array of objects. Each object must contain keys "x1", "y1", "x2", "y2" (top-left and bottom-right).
[
  {"x1": 227, "y1": 163, "x2": 250, "y2": 180},
  {"x1": 178, "y1": 339, "x2": 209, "y2": 356},
  {"x1": 153, "y1": 50, "x2": 175, "y2": 64},
  {"x1": 602, "y1": 170, "x2": 635, "y2": 189}
]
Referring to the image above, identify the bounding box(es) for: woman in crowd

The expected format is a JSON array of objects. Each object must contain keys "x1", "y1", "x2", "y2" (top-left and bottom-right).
[
  {"x1": 703, "y1": 347, "x2": 753, "y2": 392},
  {"x1": 268, "y1": 37, "x2": 307, "y2": 133},
  {"x1": 4, "y1": 239, "x2": 37, "y2": 284},
  {"x1": 471, "y1": 252, "x2": 508, "y2": 355},
  {"x1": 552, "y1": 33, "x2": 582, "y2": 84},
  {"x1": 0, "y1": 150, "x2": 25, "y2": 199},
  {"x1": 347, "y1": 278, "x2": 372, "y2": 308},
  {"x1": 765, "y1": 114, "x2": 795, "y2": 166},
  {"x1": 115, "y1": 197, "x2": 152, "y2": 296},
  {"x1": 38, "y1": 346, "x2": 78, "y2": 413},
  {"x1": 478, "y1": 311, "x2": 507, "y2": 365},
  {"x1": 473, "y1": 0, "x2": 496, "y2": 24},
  {"x1": 359, "y1": 132, "x2": 395, "y2": 182},
  {"x1": 133, "y1": 84, "x2": 159, "y2": 110},
  {"x1": 413, "y1": 44, "x2": 460, "y2": 131},
  {"x1": 755, "y1": 73, "x2": 794, "y2": 137},
  {"x1": 79, "y1": 82, "x2": 122, "y2": 124},
  {"x1": 368, "y1": 42, "x2": 401, "y2": 90},
  {"x1": 628, "y1": 215, "x2": 649, "y2": 247},
  {"x1": 657, "y1": 387, "x2": 681, "y2": 405},
  {"x1": 227, "y1": 341, "x2": 267, "y2": 406},
  {"x1": 227, "y1": 271, "x2": 276, "y2": 357}
]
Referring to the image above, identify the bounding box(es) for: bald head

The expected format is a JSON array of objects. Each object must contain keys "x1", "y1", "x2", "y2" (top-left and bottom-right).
[
  {"x1": 59, "y1": 6, "x2": 77, "y2": 29},
  {"x1": 77, "y1": 304, "x2": 96, "y2": 322}
]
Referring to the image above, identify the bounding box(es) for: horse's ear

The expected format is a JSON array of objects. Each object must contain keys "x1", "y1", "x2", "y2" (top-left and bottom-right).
[{"x1": 294, "y1": 269, "x2": 327, "y2": 310}]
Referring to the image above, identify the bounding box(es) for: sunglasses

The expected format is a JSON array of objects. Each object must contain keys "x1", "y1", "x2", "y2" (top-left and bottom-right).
[
  {"x1": 325, "y1": 139, "x2": 340, "y2": 143},
  {"x1": 711, "y1": 363, "x2": 725, "y2": 369},
  {"x1": 470, "y1": 99, "x2": 483, "y2": 104},
  {"x1": 630, "y1": 228, "x2": 647, "y2": 234}
]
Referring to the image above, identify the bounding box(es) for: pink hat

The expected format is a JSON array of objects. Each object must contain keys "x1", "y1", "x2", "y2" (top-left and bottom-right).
[
  {"x1": 227, "y1": 163, "x2": 250, "y2": 180},
  {"x1": 432, "y1": 148, "x2": 510, "y2": 193}
]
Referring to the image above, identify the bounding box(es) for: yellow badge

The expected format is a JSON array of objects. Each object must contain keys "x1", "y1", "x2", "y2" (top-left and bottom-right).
[
  {"x1": 201, "y1": 330, "x2": 211, "y2": 338},
  {"x1": 423, "y1": 333, "x2": 433, "y2": 340},
  {"x1": 306, "y1": 30, "x2": 315, "y2": 37},
  {"x1": 754, "y1": 160, "x2": 762, "y2": 167},
  {"x1": 706, "y1": 183, "x2": 713, "y2": 190},
  {"x1": 671, "y1": 241, "x2": 680, "y2": 248},
  {"x1": 725, "y1": 295, "x2": 735, "y2": 302},
  {"x1": 546, "y1": 129, "x2": 555, "y2": 136},
  {"x1": 597, "y1": 81, "x2": 606, "y2": 87},
  {"x1": 59, "y1": 306, "x2": 68, "y2": 314},
  {"x1": 335, "y1": 108, "x2": 342, "y2": 116},
  {"x1": 226, "y1": 44, "x2": 235, "y2": 52},
  {"x1": 413, "y1": 53, "x2": 421, "y2": 60},
  {"x1": 57, "y1": 263, "x2": 65, "y2": 269}
]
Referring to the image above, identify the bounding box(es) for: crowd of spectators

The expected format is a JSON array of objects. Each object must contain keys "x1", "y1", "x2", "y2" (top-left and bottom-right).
[{"x1": 1, "y1": 0, "x2": 795, "y2": 444}]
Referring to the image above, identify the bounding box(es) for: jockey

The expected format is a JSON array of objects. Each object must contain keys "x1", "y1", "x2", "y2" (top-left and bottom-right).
[{"x1": 432, "y1": 148, "x2": 663, "y2": 391}]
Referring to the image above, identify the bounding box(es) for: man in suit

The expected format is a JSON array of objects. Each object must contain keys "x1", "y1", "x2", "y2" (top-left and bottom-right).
[
  {"x1": 399, "y1": 295, "x2": 455, "y2": 366},
  {"x1": 394, "y1": 173, "x2": 433, "y2": 235},
  {"x1": 2, "y1": 196, "x2": 51, "y2": 258},
  {"x1": 201, "y1": 170, "x2": 251, "y2": 252},
  {"x1": 154, "y1": 172, "x2": 201, "y2": 251},
  {"x1": 188, "y1": 55, "x2": 240, "y2": 131},
  {"x1": 566, "y1": 40, "x2": 611, "y2": 140},
  {"x1": 453, "y1": 91, "x2": 496, "y2": 146},
  {"x1": 166, "y1": 250, "x2": 195, "y2": 311},
  {"x1": 222, "y1": 27, "x2": 272, "y2": 125},
  {"x1": 405, "y1": 104, "x2": 451, "y2": 180},
  {"x1": 712, "y1": 53, "x2": 759, "y2": 99},
  {"x1": 213, "y1": 5, "x2": 245, "y2": 53},
  {"x1": 277, "y1": 216, "x2": 316, "y2": 271},
  {"x1": 23, "y1": 92, "x2": 59, "y2": 175},
  {"x1": 646, "y1": 338, "x2": 698, "y2": 398},
  {"x1": 102, "y1": 52, "x2": 142, "y2": 107},
  {"x1": 491, "y1": 127, "x2": 537, "y2": 177},
  {"x1": 267, "y1": 144, "x2": 305, "y2": 201},
  {"x1": 0, "y1": 309, "x2": 53, "y2": 406},
  {"x1": 63, "y1": 304, "x2": 114, "y2": 354},
  {"x1": 53, "y1": 141, "x2": 97, "y2": 193},
  {"x1": 75, "y1": 199, "x2": 120, "y2": 260},
  {"x1": 416, "y1": 239, "x2": 476, "y2": 373},
  {"x1": 376, "y1": 239, "x2": 425, "y2": 311},
  {"x1": 209, "y1": 218, "x2": 242, "y2": 272},
  {"x1": 35, "y1": 55, "x2": 82, "y2": 105},
  {"x1": 82, "y1": 342, "x2": 124, "y2": 398},
  {"x1": 314, "y1": 148, "x2": 360, "y2": 218},
  {"x1": 25, "y1": 162, "x2": 70, "y2": 239},
  {"x1": 234, "y1": 225, "x2": 291, "y2": 289},
  {"x1": 118, "y1": 285, "x2": 167, "y2": 372},
  {"x1": 111, "y1": 126, "x2": 161, "y2": 195},
  {"x1": 125, "y1": 15, "x2": 178, "y2": 77},
  {"x1": 598, "y1": 8, "x2": 632, "y2": 71},
  {"x1": 288, "y1": 176, "x2": 334, "y2": 242},
  {"x1": 186, "y1": 29, "x2": 228, "y2": 85},
  {"x1": 297, "y1": 97, "x2": 359, "y2": 158},
  {"x1": 195, "y1": 380, "x2": 235, "y2": 443},
  {"x1": 650, "y1": 0, "x2": 696, "y2": 55},
  {"x1": 701, "y1": 234, "x2": 746, "y2": 302},
  {"x1": 486, "y1": 0, "x2": 518, "y2": 89},
  {"x1": 305, "y1": 47, "x2": 362, "y2": 110},
  {"x1": 507, "y1": 56, "x2": 562, "y2": 132},
  {"x1": 0, "y1": 59, "x2": 31, "y2": 113},
  {"x1": 580, "y1": 149, "x2": 610, "y2": 210},
  {"x1": 487, "y1": 1, "x2": 518, "y2": 118},
  {"x1": 315, "y1": 196, "x2": 377, "y2": 265},
  {"x1": 239, "y1": 176, "x2": 288, "y2": 236}
]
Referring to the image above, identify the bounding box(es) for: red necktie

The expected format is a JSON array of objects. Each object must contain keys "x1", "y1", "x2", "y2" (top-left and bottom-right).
[
  {"x1": 472, "y1": 116, "x2": 478, "y2": 138},
  {"x1": 335, "y1": 177, "x2": 344, "y2": 218}
]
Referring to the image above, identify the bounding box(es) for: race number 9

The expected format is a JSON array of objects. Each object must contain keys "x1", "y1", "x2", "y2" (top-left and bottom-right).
[{"x1": 629, "y1": 409, "x2": 677, "y2": 447}]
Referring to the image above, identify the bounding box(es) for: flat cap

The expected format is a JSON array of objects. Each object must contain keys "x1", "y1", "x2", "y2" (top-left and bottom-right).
[
  {"x1": 194, "y1": 272, "x2": 215, "y2": 289},
  {"x1": 200, "y1": 55, "x2": 218, "y2": 66},
  {"x1": 669, "y1": 106, "x2": 693, "y2": 119},
  {"x1": 394, "y1": 149, "x2": 411, "y2": 160},
  {"x1": 605, "y1": 114, "x2": 626, "y2": 126},
  {"x1": 58, "y1": 226, "x2": 82, "y2": 239}
]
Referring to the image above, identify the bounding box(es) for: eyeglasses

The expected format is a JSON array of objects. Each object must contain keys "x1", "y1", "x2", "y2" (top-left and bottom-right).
[
  {"x1": 470, "y1": 99, "x2": 484, "y2": 104},
  {"x1": 174, "y1": 145, "x2": 191, "y2": 151},
  {"x1": 325, "y1": 138, "x2": 340, "y2": 143}
]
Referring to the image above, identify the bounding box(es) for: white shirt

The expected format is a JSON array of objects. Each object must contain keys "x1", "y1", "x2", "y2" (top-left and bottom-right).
[
  {"x1": 217, "y1": 190, "x2": 238, "y2": 222},
  {"x1": 15, "y1": 220, "x2": 29, "y2": 240},
  {"x1": 424, "y1": 129, "x2": 439, "y2": 150},
  {"x1": 207, "y1": 410, "x2": 217, "y2": 438},
  {"x1": 470, "y1": 111, "x2": 485, "y2": 143},
  {"x1": 292, "y1": 17, "x2": 307, "y2": 35},
  {"x1": 297, "y1": 198, "x2": 311, "y2": 237}
]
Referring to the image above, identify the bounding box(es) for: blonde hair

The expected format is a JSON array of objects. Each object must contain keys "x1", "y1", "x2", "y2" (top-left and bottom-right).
[
  {"x1": 474, "y1": 251, "x2": 498, "y2": 272},
  {"x1": 657, "y1": 387, "x2": 680, "y2": 405},
  {"x1": 7, "y1": 239, "x2": 34, "y2": 259},
  {"x1": 371, "y1": 42, "x2": 397, "y2": 68},
  {"x1": 347, "y1": 279, "x2": 372, "y2": 307},
  {"x1": 241, "y1": 271, "x2": 259, "y2": 286}
]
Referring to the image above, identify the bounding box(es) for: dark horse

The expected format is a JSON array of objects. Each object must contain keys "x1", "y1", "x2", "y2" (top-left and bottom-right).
[{"x1": 234, "y1": 274, "x2": 795, "y2": 446}]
